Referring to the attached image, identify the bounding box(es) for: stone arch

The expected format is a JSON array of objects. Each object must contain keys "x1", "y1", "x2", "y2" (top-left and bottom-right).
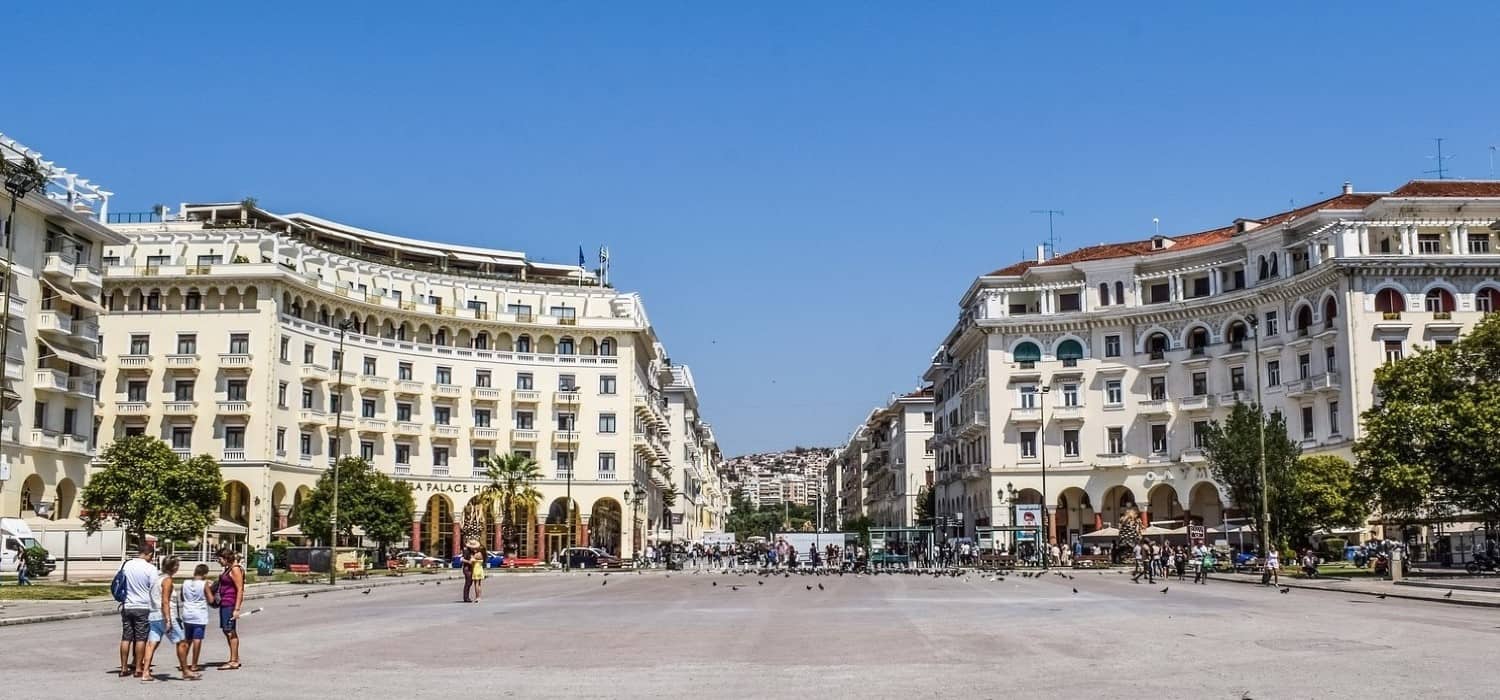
[
  {"x1": 515, "y1": 334, "x2": 532, "y2": 353},
  {"x1": 1146, "y1": 482, "x2": 1183, "y2": 525},
  {"x1": 1053, "y1": 335, "x2": 1088, "y2": 360},
  {"x1": 599, "y1": 338, "x2": 616, "y2": 356},
  {"x1": 241, "y1": 285, "x2": 259, "y2": 309},
  {"x1": 290, "y1": 486, "x2": 312, "y2": 525},
  {"x1": 1293, "y1": 301, "x2": 1315, "y2": 334},
  {"x1": 271, "y1": 482, "x2": 289, "y2": 530},
  {"x1": 1320, "y1": 292, "x2": 1339, "y2": 327},
  {"x1": 1223, "y1": 318, "x2": 1249, "y2": 348},
  {"x1": 1476, "y1": 285, "x2": 1500, "y2": 313},
  {"x1": 1140, "y1": 327, "x2": 1172, "y2": 356},
  {"x1": 580, "y1": 337, "x2": 598, "y2": 355},
  {"x1": 55, "y1": 478, "x2": 78, "y2": 519},
  {"x1": 545, "y1": 497, "x2": 577, "y2": 525},
  {"x1": 1373, "y1": 285, "x2": 1407, "y2": 313},
  {"x1": 1055, "y1": 487, "x2": 1094, "y2": 537},
  {"x1": 589, "y1": 498, "x2": 623, "y2": 555},
  {"x1": 558, "y1": 336, "x2": 576, "y2": 355},
  {"x1": 536, "y1": 335, "x2": 557, "y2": 355},
  {"x1": 1184, "y1": 324, "x2": 1212, "y2": 355},
  {"x1": 1420, "y1": 281, "x2": 1458, "y2": 313},
  {"x1": 1100, "y1": 485, "x2": 1138, "y2": 527},
  {"x1": 1098, "y1": 282, "x2": 1111, "y2": 306},
  {"x1": 1009, "y1": 338, "x2": 1043, "y2": 364},
  {"x1": 434, "y1": 325, "x2": 452, "y2": 346},
  {"x1": 421, "y1": 494, "x2": 457, "y2": 558},
  {"x1": 1188, "y1": 482, "x2": 1224, "y2": 528},
  {"x1": 18, "y1": 474, "x2": 45, "y2": 516},
  {"x1": 221, "y1": 480, "x2": 252, "y2": 526}
]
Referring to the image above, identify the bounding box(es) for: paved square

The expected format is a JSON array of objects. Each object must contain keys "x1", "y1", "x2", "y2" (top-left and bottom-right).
[{"x1": 5, "y1": 570, "x2": 1497, "y2": 698}]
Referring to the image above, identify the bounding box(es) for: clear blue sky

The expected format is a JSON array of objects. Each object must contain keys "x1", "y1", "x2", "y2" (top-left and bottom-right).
[{"x1": 10, "y1": 3, "x2": 1500, "y2": 455}]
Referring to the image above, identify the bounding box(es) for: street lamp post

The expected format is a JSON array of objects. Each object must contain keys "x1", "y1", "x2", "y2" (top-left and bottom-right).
[
  {"x1": 1006, "y1": 482, "x2": 1019, "y2": 559},
  {"x1": 1039, "y1": 384, "x2": 1051, "y2": 569},
  {"x1": 1246, "y1": 314, "x2": 1272, "y2": 560},
  {"x1": 565, "y1": 419, "x2": 576, "y2": 572},
  {"x1": 0, "y1": 158, "x2": 49, "y2": 474},
  {"x1": 329, "y1": 318, "x2": 353, "y2": 585}
]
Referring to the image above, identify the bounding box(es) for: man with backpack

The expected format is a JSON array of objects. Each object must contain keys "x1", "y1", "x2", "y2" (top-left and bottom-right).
[{"x1": 116, "y1": 542, "x2": 159, "y2": 679}]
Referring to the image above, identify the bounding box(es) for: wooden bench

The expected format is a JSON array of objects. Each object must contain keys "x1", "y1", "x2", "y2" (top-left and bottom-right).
[
  {"x1": 386, "y1": 559, "x2": 405, "y2": 576},
  {"x1": 287, "y1": 563, "x2": 318, "y2": 582},
  {"x1": 977, "y1": 554, "x2": 1014, "y2": 570},
  {"x1": 1074, "y1": 555, "x2": 1112, "y2": 569},
  {"x1": 342, "y1": 561, "x2": 369, "y2": 580},
  {"x1": 505, "y1": 557, "x2": 542, "y2": 568}
]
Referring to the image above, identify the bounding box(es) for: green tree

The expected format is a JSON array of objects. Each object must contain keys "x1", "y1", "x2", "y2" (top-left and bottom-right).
[
  {"x1": 1202, "y1": 401, "x2": 1301, "y2": 550},
  {"x1": 361, "y1": 473, "x2": 416, "y2": 558},
  {"x1": 915, "y1": 485, "x2": 935, "y2": 527},
  {"x1": 1355, "y1": 314, "x2": 1500, "y2": 526},
  {"x1": 81, "y1": 435, "x2": 224, "y2": 543},
  {"x1": 298, "y1": 457, "x2": 414, "y2": 554},
  {"x1": 476, "y1": 453, "x2": 543, "y2": 555},
  {"x1": 1285, "y1": 455, "x2": 1369, "y2": 546}
]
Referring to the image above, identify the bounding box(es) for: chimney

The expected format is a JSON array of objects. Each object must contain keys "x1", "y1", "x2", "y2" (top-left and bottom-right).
[
  {"x1": 1036, "y1": 244, "x2": 1046, "y2": 263},
  {"x1": 1342, "y1": 181, "x2": 1353, "y2": 195}
]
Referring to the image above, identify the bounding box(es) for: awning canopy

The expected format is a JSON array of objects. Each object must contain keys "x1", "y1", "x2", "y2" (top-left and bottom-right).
[
  {"x1": 1081, "y1": 527, "x2": 1120, "y2": 540},
  {"x1": 42, "y1": 278, "x2": 104, "y2": 314},
  {"x1": 39, "y1": 338, "x2": 104, "y2": 371},
  {"x1": 210, "y1": 518, "x2": 248, "y2": 535},
  {"x1": 1141, "y1": 525, "x2": 1176, "y2": 537},
  {"x1": 1012, "y1": 341, "x2": 1042, "y2": 363}
]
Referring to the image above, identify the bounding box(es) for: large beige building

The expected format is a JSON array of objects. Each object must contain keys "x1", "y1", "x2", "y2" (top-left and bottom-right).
[
  {"x1": 98, "y1": 201, "x2": 725, "y2": 559},
  {"x1": 847, "y1": 388, "x2": 935, "y2": 527},
  {"x1": 924, "y1": 180, "x2": 1500, "y2": 548},
  {"x1": 0, "y1": 135, "x2": 123, "y2": 521}
]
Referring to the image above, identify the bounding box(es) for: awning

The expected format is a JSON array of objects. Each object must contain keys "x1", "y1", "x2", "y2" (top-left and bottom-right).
[
  {"x1": 270, "y1": 523, "x2": 365, "y2": 538},
  {"x1": 1081, "y1": 527, "x2": 1120, "y2": 540},
  {"x1": 42, "y1": 278, "x2": 104, "y2": 314},
  {"x1": 210, "y1": 518, "x2": 249, "y2": 535},
  {"x1": 39, "y1": 338, "x2": 104, "y2": 371},
  {"x1": 1141, "y1": 525, "x2": 1176, "y2": 537}
]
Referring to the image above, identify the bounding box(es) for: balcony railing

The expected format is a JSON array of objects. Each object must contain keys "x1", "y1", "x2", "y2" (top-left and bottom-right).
[
  {"x1": 472, "y1": 386, "x2": 502, "y2": 401},
  {"x1": 472, "y1": 427, "x2": 499, "y2": 441},
  {"x1": 394, "y1": 421, "x2": 423, "y2": 435},
  {"x1": 166, "y1": 354, "x2": 200, "y2": 371},
  {"x1": 163, "y1": 401, "x2": 197, "y2": 414},
  {"x1": 1381, "y1": 311, "x2": 1402, "y2": 320},
  {"x1": 431, "y1": 424, "x2": 461, "y2": 439},
  {"x1": 218, "y1": 353, "x2": 253, "y2": 370},
  {"x1": 357, "y1": 417, "x2": 388, "y2": 432},
  {"x1": 555, "y1": 391, "x2": 581, "y2": 404},
  {"x1": 511, "y1": 429, "x2": 539, "y2": 442},
  {"x1": 33, "y1": 369, "x2": 68, "y2": 392},
  {"x1": 116, "y1": 401, "x2": 150, "y2": 414},
  {"x1": 360, "y1": 374, "x2": 388, "y2": 390},
  {"x1": 300, "y1": 364, "x2": 330, "y2": 382},
  {"x1": 299, "y1": 408, "x2": 328, "y2": 423},
  {"x1": 29, "y1": 429, "x2": 60, "y2": 450},
  {"x1": 513, "y1": 389, "x2": 541, "y2": 403},
  {"x1": 36, "y1": 310, "x2": 71, "y2": 335},
  {"x1": 432, "y1": 383, "x2": 464, "y2": 398},
  {"x1": 217, "y1": 401, "x2": 251, "y2": 414},
  {"x1": 395, "y1": 380, "x2": 424, "y2": 395},
  {"x1": 222, "y1": 450, "x2": 247, "y2": 462}
]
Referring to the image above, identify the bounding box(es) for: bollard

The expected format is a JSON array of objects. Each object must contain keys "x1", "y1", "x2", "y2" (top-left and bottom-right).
[
  {"x1": 1389, "y1": 548, "x2": 1403, "y2": 583},
  {"x1": 62, "y1": 531, "x2": 70, "y2": 582}
]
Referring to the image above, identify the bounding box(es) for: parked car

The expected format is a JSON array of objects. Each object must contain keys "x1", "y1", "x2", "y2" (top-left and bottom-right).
[
  {"x1": 394, "y1": 551, "x2": 444, "y2": 568},
  {"x1": 557, "y1": 547, "x2": 622, "y2": 569},
  {"x1": 450, "y1": 551, "x2": 508, "y2": 569}
]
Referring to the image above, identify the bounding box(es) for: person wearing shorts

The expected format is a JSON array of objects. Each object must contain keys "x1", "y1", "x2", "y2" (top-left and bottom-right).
[
  {"x1": 216, "y1": 547, "x2": 245, "y2": 670},
  {"x1": 180, "y1": 564, "x2": 212, "y2": 672},
  {"x1": 118, "y1": 545, "x2": 158, "y2": 679}
]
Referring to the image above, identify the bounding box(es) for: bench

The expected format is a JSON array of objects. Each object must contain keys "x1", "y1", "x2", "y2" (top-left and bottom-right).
[
  {"x1": 287, "y1": 563, "x2": 318, "y2": 582},
  {"x1": 977, "y1": 554, "x2": 1014, "y2": 570},
  {"x1": 1074, "y1": 555, "x2": 1112, "y2": 569},
  {"x1": 342, "y1": 561, "x2": 369, "y2": 580},
  {"x1": 386, "y1": 560, "x2": 405, "y2": 576},
  {"x1": 504, "y1": 557, "x2": 542, "y2": 568}
]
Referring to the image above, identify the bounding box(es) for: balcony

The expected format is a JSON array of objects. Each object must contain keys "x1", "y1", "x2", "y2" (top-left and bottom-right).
[
  {"x1": 163, "y1": 401, "x2": 197, "y2": 415},
  {"x1": 1139, "y1": 352, "x2": 1172, "y2": 371},
  {"x1": 1095, "y1": 453, "x2": 1129, "y2": 467},
  {"x1": 36, "y1": 310, "x2": 71, "y2": 337},
  {"x1": 357, "y1": 417, "x2": 388, "y2": 433},
  {"x1": 217, "y1": 353, "x2": 253, "y2": 371},
  {"x1": 394, "y1": 380, "x2": 425, "y2": 396},
  {"x1": 1309, "y1": 371, "x2": 1342, "y2": 393},
  {"x1": 432, "y1": 383, "x2": 463, "y2": 399},
  {"x1": 1177, "y1": 394, "x2": 1215, "y2": 413},
  {"x1": 72, "y1": 265, "x2": 103, "y2": 290},
  {"x1": 41, "y1": 252, "x2": 76, "y2": 280},
  {"x1": 552, "y1": 430, "x2": 581, "y2": 445},
  {"x1": 430, "y1": 424, "x2": 461, "y2": 440},
  {"x1": 394, "y1": 421, "x2": 423, "y2": 436},
  {"x1": 33, "y1": 368, "x2": 68, "y2": 393},
  {"x1": 1050, "y1": 404, "x2": 1085, "y2": 423},
  {"x1": 511, "y1": 429, "x2": 539, "y2": 443},
  {"x1": 1180, "y1": 447, "x2": 1206, "y2": 463},
  {"x1": 1009, "y1": 407, "x2": 1042, "y2": 424},
  {"x1": 472, "y1": 386, "x2": 503, "y2": 402},
  {"x1": 115, "y1": 401, "x2": 150, "y2": 415},
  {"x1": 1137, "y1": 399, "x2": 1172, "y2": 416},
  {"x1": 555, "y1": 391, "x2": 581, "y2": 405},
  {"x1": 512, "y1": 389, "x2": 541, "y2": 403},
  {"x1": 174, "y1": 448, "x2": 193, "y2": 460},
  {"x1": 471, "y1": 427, "x2": 499, "y2": 442},
  {"x1": 956, "y1": 410, "x2": 989, "y2": 438},
  {"x1": 67, "y1": 376, "x2": 96, "y2": 397},
  {"x1": 217, "y1": 401, "x2": 252, "y2": 415},
  {"x1": 300, "y1": 364, "x2": 330, "y2": 383},
  {"x1": 1218, "y1": 390, "x2": 1250, "y2": 405},
  {"x1": 29, "y1": 429, "x2": 60, "y2": 450},
  {"x1": 222, "y1": 450, "x2": 247, "y2": 462},
  {"x1": 165, "y1": 354, "x2": 201, "y2": 372},
  {"x1": 6, "y1": 290, "x2": 24, "y2": 320},
  {"x1": 1283, "y1": 379, "x2": 1311, "y2": 397},
  {"x1": 359, "y1": 374, "x2": 388, "y2": 391},
  {"x1": 298, "y1": 408, "x2": 328, "y2": 424}
]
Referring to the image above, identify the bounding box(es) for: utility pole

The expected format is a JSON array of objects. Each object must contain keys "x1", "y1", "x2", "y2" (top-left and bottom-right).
[{"x1": 1030, "y1": 209, "x2": 1064, "y2": 259}]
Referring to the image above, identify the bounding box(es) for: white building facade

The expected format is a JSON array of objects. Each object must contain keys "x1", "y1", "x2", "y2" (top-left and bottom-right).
[
  {"x1": 927, "y1": 180, "x2": 1500, "y2": 547},
  {"x1": 98, "y1": 202, "x2": 724, "y2": 558},
  {"x1": 859, "y1": 389, "x2": 935, "y2": 528},
  {"x1": 0, "y1": 135, "x2": 123, "y2": 521}
]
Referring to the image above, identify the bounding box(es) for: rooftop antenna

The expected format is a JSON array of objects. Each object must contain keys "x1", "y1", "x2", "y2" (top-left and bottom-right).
[
  {"x1": 1424, "y1": 137, "x2": 1452, "y2": 179},
  {"x1": 1489, "y1": 145, "x2": 1496, "y2": 178},
  {"x1": 1152, "y1": 217, "x2": 1160, "y2": 237},
  {"x1": 1030, "y1": 209, "x2": 1064, "y2": 259}
]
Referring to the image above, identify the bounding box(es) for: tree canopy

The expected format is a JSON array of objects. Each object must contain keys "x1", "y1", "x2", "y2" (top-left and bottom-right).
[
  {"x1": 81, "y1": 435, "x2": 223, "y2": 542},
  {"x1": 1202, "y1": 401, "x2": 1300, "y2": 549},
  {"x1": 298, "y1": 457, "x2": 414, "y2": 550},
  {"x1": 1355, "y1": 314, "x2": 1500, "y2": 525},
  {"x1": 476, "y1": 453, "x2": 543, "y2": 554}
]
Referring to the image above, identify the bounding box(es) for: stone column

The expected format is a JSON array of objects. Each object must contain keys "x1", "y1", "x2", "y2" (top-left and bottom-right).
[
  {"x1": 450, "y1": 520, "x2": 462, "y2": 558},
  {"x1": 276, "y1": 505, "x2": 291, "y2": 532},
  {"x1": 578, "y1": 515, "x2": 591, "y2": 550},
  {"x1": 493, "y1": 519, "x2": 505, "y2": 553},
  {"x1": 1452, "y1": 224, "x2": 1465, "y2": 254},
  {"x1": 1208, "y1": 269, "x2": 1220, "y2": 296},
  {"x1": 410, "y1": 512, "x2": 424, "y2": 551},
  {"x1": 536, "y1": 518, "x2": 548, "y2": 563},
  {"x1": 1357, "y1": 226, "x2": 1369, "y2": 256}
]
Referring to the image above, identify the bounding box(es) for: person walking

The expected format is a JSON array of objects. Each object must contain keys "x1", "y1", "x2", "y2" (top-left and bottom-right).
[
  {"x1": 180, "y1": 564, "x2": 212, "y2": 673},
  {"x1": 461, "y1": 544, "x2": 477, "y2": 603},
  {"x1": 16, "y1": 552, "x2": 32, "y2": 585},
  {"x1": 1264, "y1": 548, "x2": 1281, "y2": 586},
  {"x1": 215, "y1": 547, "x2": 245, "y2": 670},
  {"x1": 1193, "y1": 543, "x2": 1214, "y2": 585},
  {"x1": 118, "y1": 544, "x2": 158, "y2": 679}
]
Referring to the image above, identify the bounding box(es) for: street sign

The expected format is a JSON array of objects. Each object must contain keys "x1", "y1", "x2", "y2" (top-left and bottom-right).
[{"x1": 1189, "y1": 525, "x2": 1206, "y2": 543}]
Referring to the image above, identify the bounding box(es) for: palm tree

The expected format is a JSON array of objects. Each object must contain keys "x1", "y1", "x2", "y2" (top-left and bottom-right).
[{"x1": 477, "y1": 453, "x2": 543, "y2": 556}]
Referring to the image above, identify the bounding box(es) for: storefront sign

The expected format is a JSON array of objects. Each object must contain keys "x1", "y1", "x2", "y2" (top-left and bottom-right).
[
  {"x1": 1015, "y1": 505, "x2": 1042, "y2": 540},
  {"x1": 399, "y1": 479, "x2": 476, "y2": 495}
]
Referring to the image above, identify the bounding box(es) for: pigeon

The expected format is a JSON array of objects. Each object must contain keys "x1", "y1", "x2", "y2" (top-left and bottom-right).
[
  {"x1": 588, "y1": 573, "x2": 592, "y2": 577},
  {"x1": 806, "y1": 585, "x2": 812, "y2": 591},
  {"x1": 435, "y1": 581, "x2": 441, "y2": 586},
  {"x1": 1160, "y1": 587, "x2": 1169, "y2": 594},
  {"x1": 1444, "y1": 590, "x2": 1454, "y2": 598},
  {"x1": 1279, "y1": 587, "x2": 1290, "y2": 594},
  {"x1": 362, "y1": 589, "x2": 372, "y2": 595},
  {"x1": 997, "y1": 577, "x2": 1005, "y2": 582},
  {"x1": 603, "y1": 573, "x2": 610, "y2": 577},
  {"x1": 817, "y1": 583, "x2": 824, "y2": 591},
  {"x1": 757, "y1": 581, "x2": 764, "y2": 586},
  {"x1": 302, "y1": 593, "x2": 310, "y2": 598},
  {"x1": 602, "y1": 580, "x2": 607, "y2": 587},
  {"x1": 784, "y1": 574, "x2": 790, "y2": 579},
  {"x1": 1376, "y1": 594, "x2": 1387, "y2": 600},
  {"x1": 712, "y1": 581, "x2": 717, "y2": 587},
  {"x1": 731, "y1": 585, "x2": 739, "y2": 591}
]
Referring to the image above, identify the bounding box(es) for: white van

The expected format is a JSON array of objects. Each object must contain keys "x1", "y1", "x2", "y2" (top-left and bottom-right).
[{"x1": 0, "y1": 518, "x2": 57, "y2": 576}]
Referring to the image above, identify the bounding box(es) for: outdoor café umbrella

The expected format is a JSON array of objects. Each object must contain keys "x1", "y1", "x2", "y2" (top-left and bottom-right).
[
  {"x1": 1141, "y1": 525, "x2": 1175, "y2": 537},
  {"x1": 1080, "y1": 527, "x2": 1120, "y2": 540}
]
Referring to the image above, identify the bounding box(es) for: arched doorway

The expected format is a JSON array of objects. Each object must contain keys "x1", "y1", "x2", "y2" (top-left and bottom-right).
[
  {"x1": 1147, "y1": 483, "x2": 1183, "y2": 526},
  {"x1": 1055, "y1": 488, "x2": 1094, "y2": 543},
  {"x1": 271, "y1": 482, "x2": 289, "y2": 531},
  {"x1": 1189, "y1": 482, "x2": 1224, "y2": 528},
  {"x1": 589, "y1": 499, "x2": 623, "y2": 555},
  {"x1": 221, "y1": 481, "x2": 251, "y2": 527},
  {"x1": 18, "y1": 474, "x2": 44, "y2": 516},
  {"x1": 1100, "y1": 486, "x2": 1137, "y2": 527},
  {"x1": 505, "y1": 502, "x2": 537, "y2": 558},
  {"x1": 545, "y1": 498, "x2": 578, "y2": 558},
  {"x1": 290, "y1": 486, "x2": 311, "y2": 526},
  {"x1": 421, "y1": 494, "x2": 456, "y2": 559},
  {"x1": 55, "y1": 478, "x2": 78, "y2": 520}
]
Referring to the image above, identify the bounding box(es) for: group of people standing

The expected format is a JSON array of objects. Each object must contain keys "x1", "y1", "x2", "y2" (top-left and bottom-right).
[
  {"x1": 117, "y1": 543, "x2": 243, "y2": 682},
  {"x1": 460, "y1": 540, "x2": 487, "y2": 603},
  {"x1": 1129, "y1": 540, "x2": 1219, "y2": 585}
]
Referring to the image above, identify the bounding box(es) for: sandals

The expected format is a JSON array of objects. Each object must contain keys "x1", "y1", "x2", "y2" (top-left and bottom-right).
[{"x1": 220, "y1": 662, "x2": 241, "y2": 670}]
